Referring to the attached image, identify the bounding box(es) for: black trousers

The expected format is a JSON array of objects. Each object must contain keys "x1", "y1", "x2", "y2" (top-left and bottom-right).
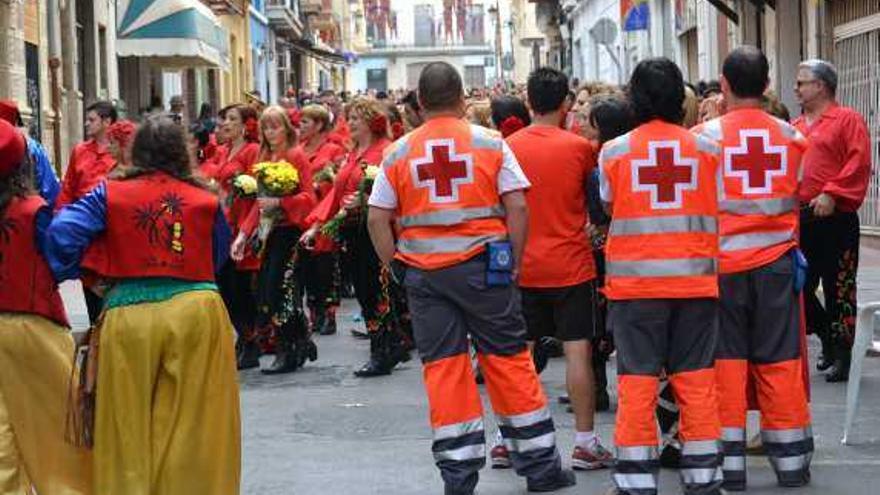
[
  {"x1": 800, "y1": 210, "x2": 860, "y2": 352},
  {"x1": 84, "y1": 287, "x2": 104, "y2": 325},
  {"x1": 348, "y1": 224, "x2": 382, "y2": 326},
  {"x1": 217, "y1": 261, "x2": 257, "y2": 339}
]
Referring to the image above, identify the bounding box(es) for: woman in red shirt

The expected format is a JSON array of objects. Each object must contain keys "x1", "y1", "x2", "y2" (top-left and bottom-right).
[
  {"x1": 297, "y1": 104, "x2": 346, "y2": 336},
  {"x1": 301, "y1": 99, "x2": 410, "y2": 377},
  {"x1": 208, "y1": 104, "x2": 262, "y2": 370},
  {"x1": 232, "y1": 106, "x2": 317, "y2": 374}
]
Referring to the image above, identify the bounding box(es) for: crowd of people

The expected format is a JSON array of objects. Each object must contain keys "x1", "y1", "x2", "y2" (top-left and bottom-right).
[{"x1": 0, "y1": 41, "x2": 872, "y2": 495}]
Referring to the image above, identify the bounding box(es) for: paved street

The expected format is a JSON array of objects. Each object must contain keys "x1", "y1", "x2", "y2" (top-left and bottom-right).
[{"x1": 59, "y1": 241, "x2": 880, "y2": 494}]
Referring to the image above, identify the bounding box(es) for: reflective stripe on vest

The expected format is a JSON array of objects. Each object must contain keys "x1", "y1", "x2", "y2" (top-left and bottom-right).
[
  {"x1": 719, "y1": 196, "x2": 797, "y2": 215},
  {"x1": 600, "y1": 134, "x2": 632, "y2": 162},
  {"x1": 397, "y1": 234, "x2": 507, "y2": 254},
  {"x1": 696, "y1": 134, "x2": 722, "y2": 155},
  {"x1": 606, "y1": 257, "x2": 717, "y2": 277},
  {"x1": 609, "y1": 215, "x2": 717, "y2": 236},
  {"x1": 720, "y1": 230, "x2": 794, "y2": 252},
  {"x1": 398, "y1": 204, "x2": 506, "y2": 228}
]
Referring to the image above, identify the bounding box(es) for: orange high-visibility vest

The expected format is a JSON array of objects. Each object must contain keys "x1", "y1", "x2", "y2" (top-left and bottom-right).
[
  {"x1": 384, "y1": 117, "x2": 509, "y2": 270},
  {"x1": 693, "y1": 108, "x2": 806, "y2": 274},
  {"x1": 599, "y1": 119, "x2": 721, "y2": 300}
]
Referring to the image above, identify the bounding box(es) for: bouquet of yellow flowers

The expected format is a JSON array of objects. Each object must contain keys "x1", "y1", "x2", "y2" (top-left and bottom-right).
[
  {"x1": 232, "y1": 174, "x2": 258, "y2": 199},
  {"x1": 253, "y1": 161, "x2": 300, "y2": 196},
  {"x1": 320, "y1": 162, "x2": 381, "y2": 241},
  {"x1": 249, "y1": 161, "x2": 301, "y2": 256}
]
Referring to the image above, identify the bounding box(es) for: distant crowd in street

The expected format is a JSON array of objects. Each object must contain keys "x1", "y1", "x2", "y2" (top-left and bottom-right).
[{"x1": 0, "y1": 42, "x2": 872, "y2": 495}]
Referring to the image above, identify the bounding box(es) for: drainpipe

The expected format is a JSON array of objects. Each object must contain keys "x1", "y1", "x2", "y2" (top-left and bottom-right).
[{"x1": 47, "y1": 0, "x2": 63, "y2": 174}]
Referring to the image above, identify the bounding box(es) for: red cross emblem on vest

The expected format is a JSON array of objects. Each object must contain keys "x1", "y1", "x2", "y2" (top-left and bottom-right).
[
  {"x1": 633, "y1": 141, "x2": 698, "y2": 209},
  {"x1": 411, "y1": 138, "x2": 474, "y2": 203},
  {"x1": 724, "y1": 129, "x2": 787, "y2": 194}
]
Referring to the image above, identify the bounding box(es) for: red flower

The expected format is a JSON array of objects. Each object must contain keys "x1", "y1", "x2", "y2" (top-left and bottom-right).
[
  {"x1": 244, "y1": 117, "x2": 260, "y2": 142},
  {"x1": 369, "y1": 113, "x2": 388, "y2": 135},
  {"x1": 287, "y1": 109, "x2": 302, "y2": 128},
  {"x1": 107, "y1": 120, "x2": 137, "y2": 149},
  {"x1": 391, "y1": 121, "x2": 405, "y2": 140},
  {"x1": 499, "y1": 116, "x2": 526, "y2": 138}
]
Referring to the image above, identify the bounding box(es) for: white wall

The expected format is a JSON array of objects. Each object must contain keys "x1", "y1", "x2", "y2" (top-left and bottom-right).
[{"x1": 570, "y1": 0, "x2": 622, "y2": 84}]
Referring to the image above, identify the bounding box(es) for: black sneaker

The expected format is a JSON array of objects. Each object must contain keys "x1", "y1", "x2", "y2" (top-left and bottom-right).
[{"x1": 527, "y1": 468, "x2": 576, "y2": 492}]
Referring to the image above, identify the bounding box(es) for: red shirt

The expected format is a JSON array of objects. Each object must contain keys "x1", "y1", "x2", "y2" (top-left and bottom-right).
[
  {"x1": 793, "y1": 104, "x2": 872, "y2": 212},
  {"x1": 57, "y1": 140, "x2": 116, "y2": 208},
  {"x1": 507, "y1": 125, "x2": 597, "y2": 287},
  {"x1": 307, "y1": 138, "x2": 390, "y2": 226},
  {"x1": 299, "y1": 138, "x2": 346, "y2": 175}
]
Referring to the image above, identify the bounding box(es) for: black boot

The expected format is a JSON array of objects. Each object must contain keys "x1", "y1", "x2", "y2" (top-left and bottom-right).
[
  {"x1": 293, "y1": 337, "x2": 319, "y2": 368},
  {"x1": 594, "y1": 357, "x2": 610, "y2": 412},
  {"x1": 354, "y1": 332, "x2": 393, "y2": 377},
  {"x1": 237, "y1": 339, "x2": 261, "y2": 370},
  {"x1": 262, "y1": 326, "x2": 299, "y2": 375},
  {"x1": 318, "y1": 306, "x2": 337, "y2": 336},
  {"x1": 825, "y1": 342, "x2": 851, "y2": 383},
  {"x1": 817, "y1": 333, "x2": 835, "y2": 371}
]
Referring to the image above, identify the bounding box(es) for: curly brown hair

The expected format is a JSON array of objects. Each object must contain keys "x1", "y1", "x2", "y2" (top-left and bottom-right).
[
  {"x1": 347, "y1": 98, "x2": 389, "y2": 139},
  {"x1": 122, "y1": 115, "x2": 210, "y2": 190}
]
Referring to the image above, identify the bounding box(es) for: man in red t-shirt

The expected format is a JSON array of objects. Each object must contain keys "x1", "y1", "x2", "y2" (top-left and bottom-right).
[
  {"x1": 57, "y1": 100, "x2": 117, "y2": 323},
  {"x1": 793, "y1": 59, "x2": 872, "y2": 382},
  {"x1": 507, "y1": 67, "x2": 613, "y2": 471}
]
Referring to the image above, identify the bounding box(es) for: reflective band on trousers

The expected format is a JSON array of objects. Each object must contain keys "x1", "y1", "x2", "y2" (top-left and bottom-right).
[
  {"x1": 610, "y1": 215, "x2": 717, "y2": 236},
  {"x1": 397, "y1": 234, "x2": 507, "y2": 254},
  {"x1": 681, "y1": 467, "x2": 723, "y2": 485},
  {"x1": 616, "y1": 445, "x2": 659, "y2": 461},
  {"x1": 502, "y1": 432, "x2": 555, "y2": 453},
  {"x1": 614, "y1": 473, "x2": 657, "y2": 489},
  {"x1": 433, "y1": 418, "x2": 484, "y2": 441},
  {"x1": 398, "y1": 205, "x2": 506, "y2": 228},
  {"x1": 722, "y1": 427, "x2": 746, "y2": 442},
  {"x1": 762, "y1": 427, "x2": 811, "y2": 444},
  {"x1": 719, "y1": 197, "x2": 797, "y2": 215},
  {"x1": 434, "y1": 444, "x2": 486, "y2": 462},
  {"x1": 720, "y1": 230, "x2": 794, "y2": 252},
  {"x1": 495, "y1": 407, "x2": 551, "y2": 428},
  {"x1": 682, "y1": 440, "x2": 720, "y2": 456},
  {"x1": 606, "y1": 257, "x2": 716, "y2": 277},
  {"x1": 723, "y1": 456, "x2": 745, "y2": 471},
  {"x1": 771, "y1": 454, "x2": 811, "y2": 472}
]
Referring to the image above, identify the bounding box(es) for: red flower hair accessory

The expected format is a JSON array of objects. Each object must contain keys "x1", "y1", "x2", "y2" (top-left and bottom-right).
[
  {"x1": 499, "y1": 116, "x2": 526, "y2": 138},
  {"x1": 391, "y1": 121, "x2": 405, "y2": 140},
  {"x1": 244, "y1": 117, "x2": 260, "y2": 142},
  {"x1": 287, "y1": 109, "x2": 302, "y2": 129},
  {"x1": 107, "y1": 120, "x2": 137, "y2": 149},
  {"x1": 369, "y1": 113, "x2": 388, "y2": 135}
]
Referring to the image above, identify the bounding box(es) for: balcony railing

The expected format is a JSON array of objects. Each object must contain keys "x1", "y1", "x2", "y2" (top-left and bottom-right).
[{"x1": 206, "y1": 0, "x2": 246, "y2": 16}]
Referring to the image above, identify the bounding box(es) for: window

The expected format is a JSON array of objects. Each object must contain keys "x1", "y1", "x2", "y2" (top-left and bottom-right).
[
  {"x1": 366, "y1": 68, "x2": 387, "y2": 92},
  {"x1": 75, "y1": 0, "x2": 85, "y2": 94},
  {"x1": 464, "y1": 65, "x2": 485, "y2": 89},
  {"x1": 414, "y1": 4, "x2": 435, "y2": 47},
  {"x1": 99, "y1": 27, "x2": 108, "y2": 95},
  {"x1": 463, "y1": 5, "x2": 484, "y2": 45}
]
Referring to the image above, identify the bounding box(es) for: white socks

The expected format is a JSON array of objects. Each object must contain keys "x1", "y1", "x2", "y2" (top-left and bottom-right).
[{"x1": 575, "y1": 430, "x2": 597, "y2": 449}]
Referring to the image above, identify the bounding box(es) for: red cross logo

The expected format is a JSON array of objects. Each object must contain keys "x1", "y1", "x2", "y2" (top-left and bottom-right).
[
  {"x1": 633, "y1": 141, "x2": 698, "y2": 209},
  {"x1": 411, "y1": 139, "x2": 474, "y2": 203},
  {"x1": 724, "y1": 129, "x2": 787, "y2": 194}
]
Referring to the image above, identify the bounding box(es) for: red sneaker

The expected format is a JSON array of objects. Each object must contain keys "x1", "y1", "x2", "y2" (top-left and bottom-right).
[
  {"x1": 572, "y1": 441, "x2": 613, "y2": 470},
  {"x1": 491, "y1": 445, "x2": 511, "y2": 469}
]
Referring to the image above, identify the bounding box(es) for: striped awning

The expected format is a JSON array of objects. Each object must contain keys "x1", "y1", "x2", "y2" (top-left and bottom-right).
[{"x1": 117, "y1": 0, "x2": 230, "y2": 70}]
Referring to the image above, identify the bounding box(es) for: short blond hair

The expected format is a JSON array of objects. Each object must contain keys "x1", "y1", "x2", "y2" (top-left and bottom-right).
[
  {"x1": 259, "y1": 105, "x2": 297, "y2": 158},
  {"x1": 301, "y1": 104, "x2": 332, "y2": 133}
]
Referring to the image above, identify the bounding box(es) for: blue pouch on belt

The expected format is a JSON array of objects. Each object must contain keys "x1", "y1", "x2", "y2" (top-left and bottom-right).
[
  {"x1": 792, "y1": 248, "x2": 808, "y2": 293},
  {"x1": 486, "y1": 241, "x2": 513, "y2": 287}
]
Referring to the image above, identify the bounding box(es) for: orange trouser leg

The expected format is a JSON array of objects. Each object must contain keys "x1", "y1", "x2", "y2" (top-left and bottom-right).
[
  {"x1": 613, "y1": 374, "x2": 660, "y2": 494},
  {"x1": 715, "y1": 359, "x2": 748, "y2": 488},
  {"x1": 669, "y1": 368, "x2": 723, "y2": 494},
  {"x1": 423, "y1": 353, "x2": 486, "y2": 493},
  {"x1": 754, "y1": 358, "x2": 813, "y2": 486},
  {"x1": 478, "y1": 351, "x2": 560, "y2": 481}
]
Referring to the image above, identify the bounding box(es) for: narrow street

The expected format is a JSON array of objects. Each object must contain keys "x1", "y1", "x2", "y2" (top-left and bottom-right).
[{"x1": 60, "y1": 240, "x2": 880, "y2": 494}]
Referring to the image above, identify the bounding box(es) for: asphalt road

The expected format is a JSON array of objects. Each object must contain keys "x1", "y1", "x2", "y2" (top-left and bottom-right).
[{"x1": 58, "y1": 241, "x2": 880, "y2": 494}]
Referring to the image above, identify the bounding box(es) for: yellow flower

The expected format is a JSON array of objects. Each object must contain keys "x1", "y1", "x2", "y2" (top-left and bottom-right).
[{"x1": 364, "y1": 165, "x2": 381, "y2": 180}]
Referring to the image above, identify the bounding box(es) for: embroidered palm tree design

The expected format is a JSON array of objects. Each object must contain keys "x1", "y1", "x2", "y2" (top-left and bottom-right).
[{"x1": 133, "y1": 192, "x2": 188, "y2": 255}]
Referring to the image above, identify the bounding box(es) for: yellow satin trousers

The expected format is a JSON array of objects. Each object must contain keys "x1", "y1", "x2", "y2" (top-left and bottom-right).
[
  {"x1": 94, "y1": 290, "x2": 241, "y2": 495},
  {"x1": 0, "y1": 313, "x2": 92, "y2": 495}
]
